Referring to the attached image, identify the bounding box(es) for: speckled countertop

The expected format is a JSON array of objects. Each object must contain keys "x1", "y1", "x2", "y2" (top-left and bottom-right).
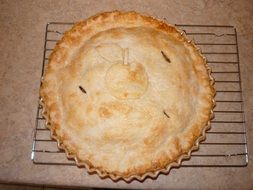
[{"x1": 0, "y1": 0, "x2": 253, "y2": 189}]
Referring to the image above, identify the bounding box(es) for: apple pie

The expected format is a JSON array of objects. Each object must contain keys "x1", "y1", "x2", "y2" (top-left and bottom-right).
[{"x1": 40, "y1": 11, "x2": 215, "y2": 181}]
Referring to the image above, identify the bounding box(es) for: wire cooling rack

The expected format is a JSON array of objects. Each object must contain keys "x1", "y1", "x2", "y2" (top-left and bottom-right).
[{"x1": 31, "y1": 23, "x2": 248, "y2": 167}]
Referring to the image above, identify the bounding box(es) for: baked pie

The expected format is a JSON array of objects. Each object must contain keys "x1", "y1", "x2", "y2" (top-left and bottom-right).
[{"x1": 40, "y1": 11, "x2": 215, "y2": 181}]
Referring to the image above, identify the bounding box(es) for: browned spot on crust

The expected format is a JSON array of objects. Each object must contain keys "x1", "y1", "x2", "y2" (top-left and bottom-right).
[
  {"x1": 100, "y1": 102, "x2": 133, "y2": 116},
  {"x1": 157, "y1": 22, "x2": 175, "y2": 33},
  {"x1": 129, "y1": 70, "x2": 138, "y2": 81},
  {"x1": 49, "y1": 103, "x2": 58, "y2": 112},
  {"x1": 99, "y1": 106, "x2": 113, "y2": 118},
  {"x1": 144, "y1": 122, "x2": 168, "y2": 148},
  {"x1": 128, "y1": 64, "x2": 145, "y2": 84},
  {"x1": 123, "y1": 92, "x2": 128, "y2": 98},
  {"x1": 173, "y1": 137, "x2": 182, "y2": 154},
  {"x1": 62, "y1": 32, "x2": 82, "y2": 46},
  {"x1": 69, "y1": 92, "x2": 77, "y2": 98},
  {"x1": 50, "y1": 47, "x2": 68, "y2": 65}
]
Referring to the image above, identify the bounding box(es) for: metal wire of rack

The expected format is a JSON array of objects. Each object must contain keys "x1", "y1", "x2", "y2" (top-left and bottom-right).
[{"x1": 31, "y1": 23, "x2": 248, "y2": 167}]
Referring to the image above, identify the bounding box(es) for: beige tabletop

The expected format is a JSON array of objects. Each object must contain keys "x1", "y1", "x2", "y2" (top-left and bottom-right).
[{"x1": 0, "y1": 0, "x2": 253, "y2": 189}]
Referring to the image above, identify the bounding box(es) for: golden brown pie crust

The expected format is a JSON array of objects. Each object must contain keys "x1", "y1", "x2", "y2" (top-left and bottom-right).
[{"x1": 40, "y1": 11, "x2": 215, "y2": 181}]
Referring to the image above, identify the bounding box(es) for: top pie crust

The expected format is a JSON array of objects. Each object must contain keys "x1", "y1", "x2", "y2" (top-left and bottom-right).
[{"x1": 40, "y1": 11, "x2": 215, "y2": 180}]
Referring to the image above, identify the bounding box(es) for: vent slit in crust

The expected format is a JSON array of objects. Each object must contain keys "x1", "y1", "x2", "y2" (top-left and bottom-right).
[
  {"x1": 161, "y1": 51, "x2": 171, "y2": 63},
  {"x1": 163, "y1": 110, "x2": 170, "y2": 119},
  {"x1": 79, "y1": 86, "x2": 87, "y2": 94}
]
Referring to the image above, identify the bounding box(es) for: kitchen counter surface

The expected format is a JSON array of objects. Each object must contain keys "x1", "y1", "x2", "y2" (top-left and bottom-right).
[{"x1": 0, "y1": 0, "x2": 253, "y2": 189}]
